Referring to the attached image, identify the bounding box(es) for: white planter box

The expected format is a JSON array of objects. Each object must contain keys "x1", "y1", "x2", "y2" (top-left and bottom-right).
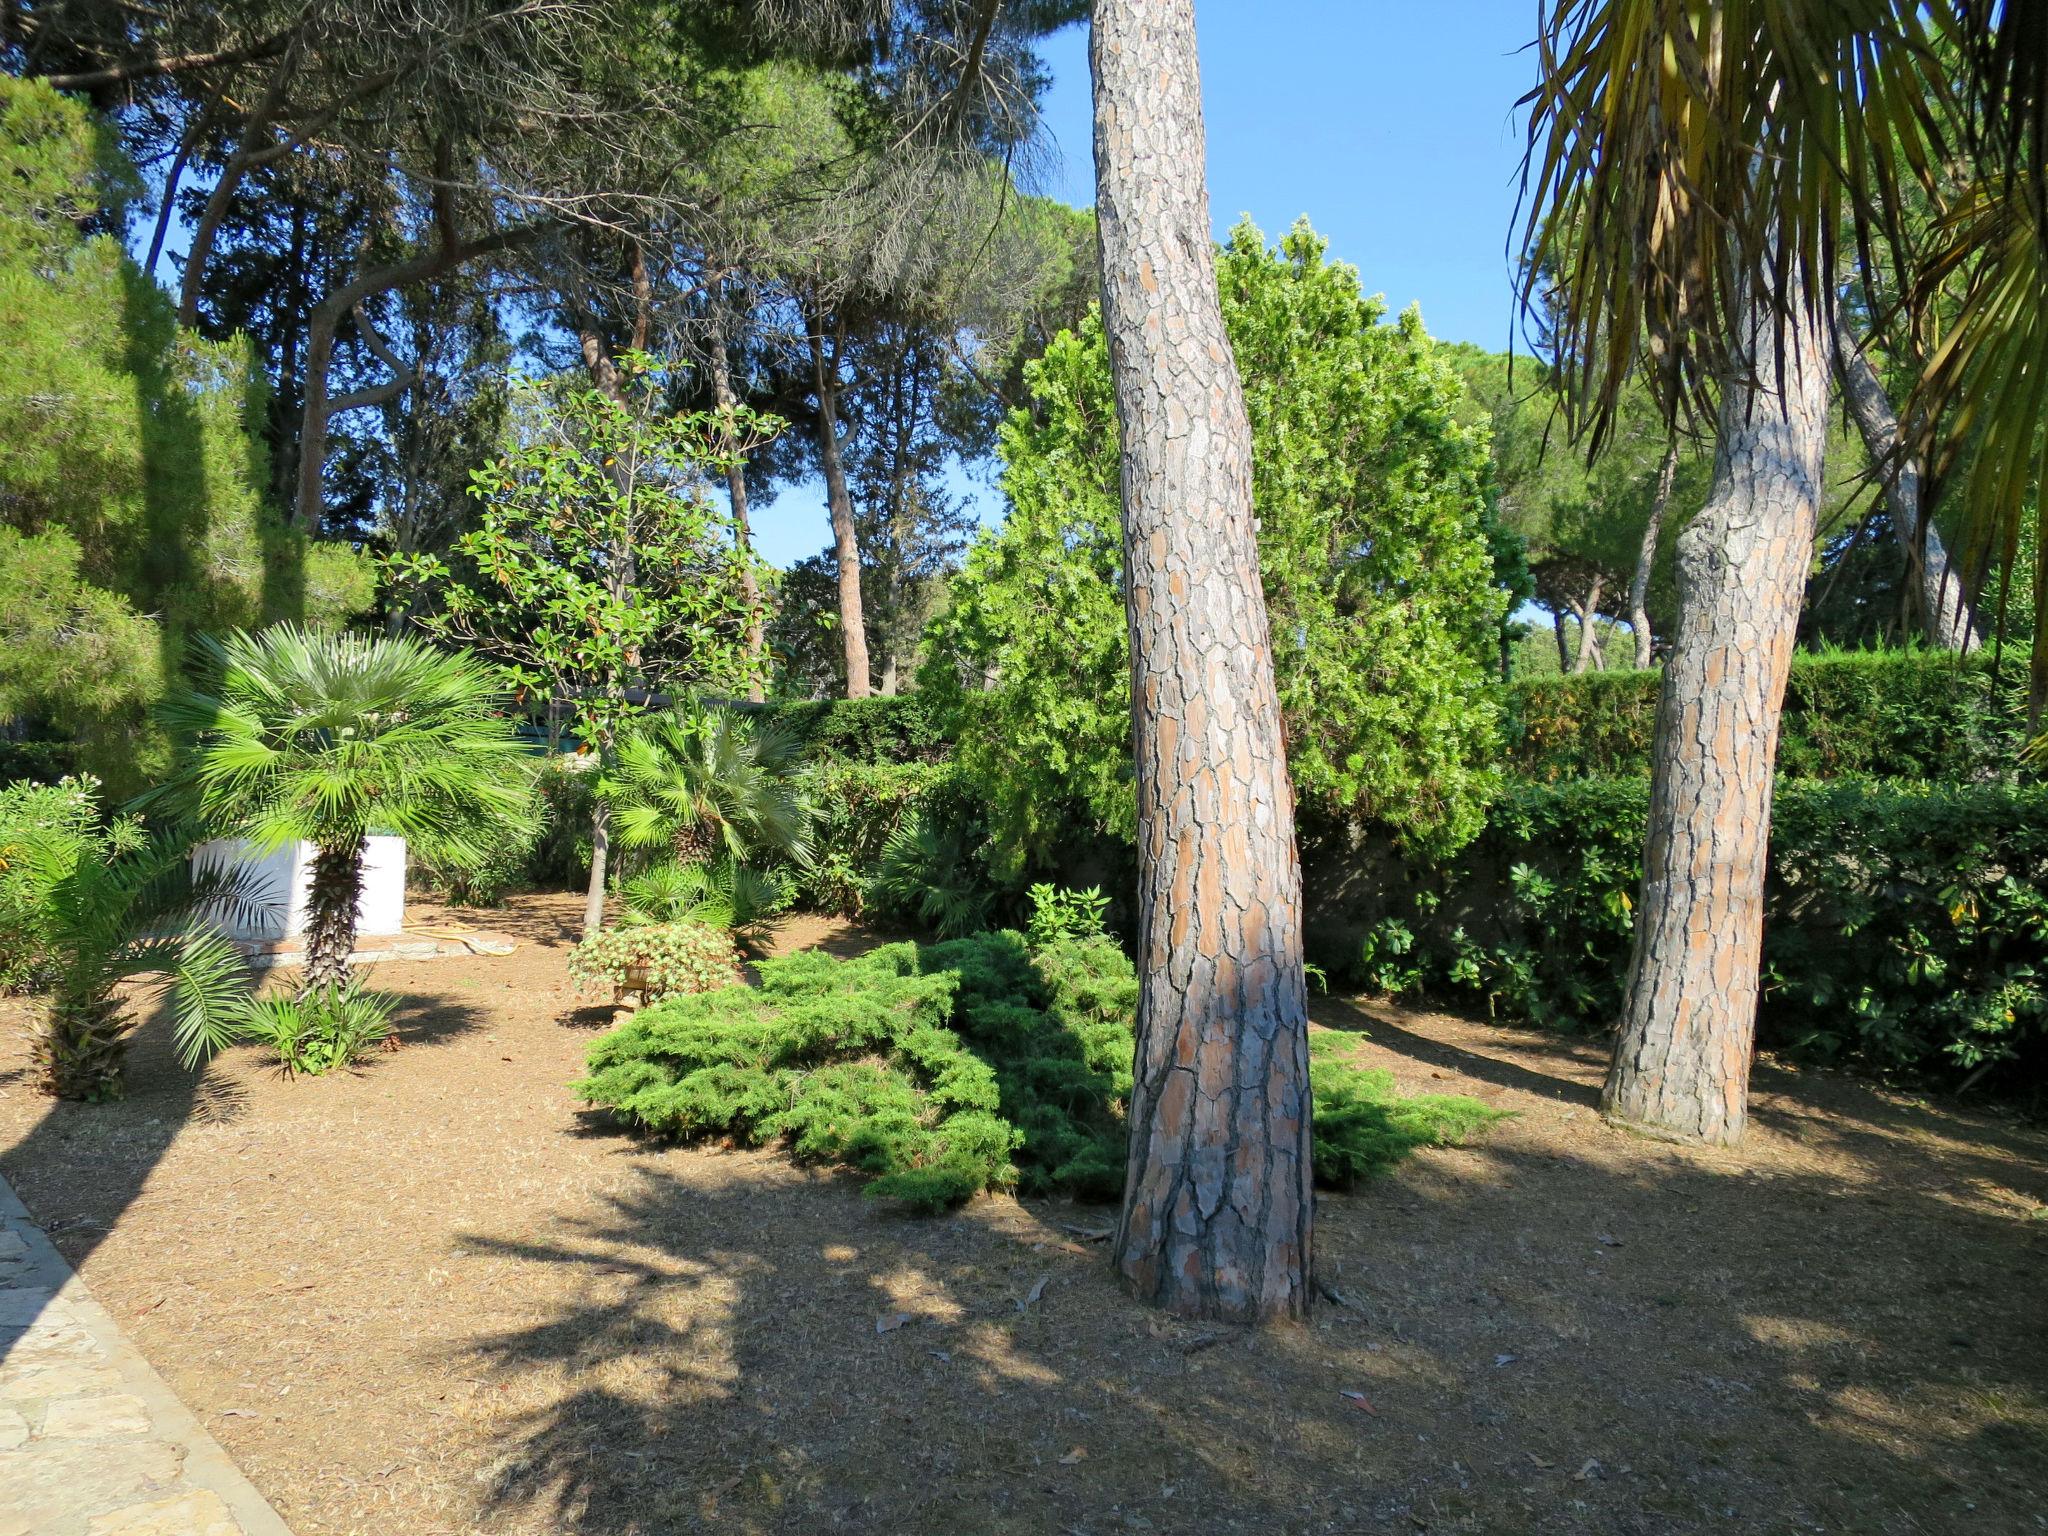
[{"x1": 193, "y1": 836, "x2": 407, "y2": 942}]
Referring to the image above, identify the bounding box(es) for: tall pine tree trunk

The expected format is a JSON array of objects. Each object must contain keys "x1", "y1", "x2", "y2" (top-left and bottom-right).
[
  {"x1": 809, "y1": 318, "x2": 872, "y2": 700},
  {"x1": 1571, "y1": 573, "x2": 1606, "y2": 673},
  {"x1": 302, "y1": 839, "x2": 366, "y2": 994},
  {"x1": 1629, "y1": 435, "x2": 1680, "y2": 669},
  {"x1": 1831, "y1": 309, "x2": 1979, "y2": 652},
  {"x1": 1604, "y1": 275, "x2": 1830, "y2": 1146},
  {"x1": 1094, "y1": 0, "x2": 1314, "y2": 1322},
  {"x1": 708, "y1": 306, "x2": 767, "y2": 702}
]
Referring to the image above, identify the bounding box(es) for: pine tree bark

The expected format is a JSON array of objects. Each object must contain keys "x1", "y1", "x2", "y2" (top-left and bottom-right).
[
  {"x1": 1831, "y1": 309, "x2": 1979, "y2": 652},
  {"x1": 809, "y1": 316, "x2": 872, "y2": 699},
  {"x1": 1629, "y1": 435, "x2": 1680, "y2": 669},
  {"x1": 1093, "y1": 0, "x2": 1314, "y2": 1322},
  {"x1": 1603, "y1": 275, "x2": 1831, "y2": 1146},
  {"x1": 301, "y1": 839, "x2": 366, "y2": 994}
]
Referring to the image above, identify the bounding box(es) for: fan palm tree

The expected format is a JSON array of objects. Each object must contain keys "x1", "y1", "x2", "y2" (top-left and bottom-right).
[
  {"x1": 6, "y1": 823, "x2": 261, "y2": 1100},
  {"x1": 151, "y1": 628, "x2": 533, "y2": 993},
  {"x1": 1519, "y1": 0, "x2": 2046, "y2": 1143},
  {"x1": 605, "y1": 705, "x2": 813, "y2": 871}
]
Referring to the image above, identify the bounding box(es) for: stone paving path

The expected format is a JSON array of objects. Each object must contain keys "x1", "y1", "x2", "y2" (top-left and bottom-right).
[{"x1": 0, "y1": 1176, "x2": 292, "y2": 1536}]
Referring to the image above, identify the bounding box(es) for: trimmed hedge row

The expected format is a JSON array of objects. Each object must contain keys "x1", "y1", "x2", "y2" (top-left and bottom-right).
[
  {"x1": 1303, "y1": 778, "x2": 2048, "y2": 1086},
  {"x1": 1502, "y1": 649, "x2": 2029, "y2": 783},
  {"x1": 753, "y1": 651, "x2": 2031, "y2": 782}
]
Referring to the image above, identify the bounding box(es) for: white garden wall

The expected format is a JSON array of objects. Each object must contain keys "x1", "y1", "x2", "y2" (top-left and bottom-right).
[{"x1": 192, "y1": 837, "x2": 406, "y2": 942}]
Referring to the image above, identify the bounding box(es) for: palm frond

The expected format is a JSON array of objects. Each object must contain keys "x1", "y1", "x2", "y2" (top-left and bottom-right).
[{"x1": 1518, "y1": 0, "x2": 1947, "y2": 446}]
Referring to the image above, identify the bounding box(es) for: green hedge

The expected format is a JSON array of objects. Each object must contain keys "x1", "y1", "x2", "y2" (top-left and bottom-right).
[
  {"x1": 1503, "y1": 649, "x2": 2029, "y2": 782},
  {"x1": 742, "y1": 694, "x2": 951, "y2": 765},
  {"x1": 1310, "y1": 778, "x2": 2048, "y2": 1087}
]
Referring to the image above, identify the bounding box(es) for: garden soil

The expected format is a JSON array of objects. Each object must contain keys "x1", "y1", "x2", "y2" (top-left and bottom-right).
[{"x1": 1, "y1": 893, "x2": 2043, "y2": 1535}]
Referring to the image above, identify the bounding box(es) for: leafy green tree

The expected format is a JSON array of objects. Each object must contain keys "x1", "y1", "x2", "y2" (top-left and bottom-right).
[
  {"x1": 924, "y1": 218, "x2": 1510, "y2": 878},
  {"x1": 386, "y1": 359, "x2": 776, "y2": 934},
  {"x1": 1, "y1": 779, "x2": 257, "y2": 1101},
  {"x1": 151, "y1": 628, "x2": 531, "y2": 993},
  {"x1": 0, "y1": 76, "x2": 370, "y2": 791}
]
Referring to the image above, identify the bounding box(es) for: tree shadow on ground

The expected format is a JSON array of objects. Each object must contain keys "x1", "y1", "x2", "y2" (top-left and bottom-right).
[
  {"x1": 1314, "y1": 993, "x2": 1606, "y2": 1109},
  {"x1": 0, "y1": 993, "x2": 203, "y2": 1366},
  {"x1": 448, "y1": 1087, "x2": 2048, "y2": 1536},
  {"x1": 0, "y1": 977, "x2": 486, "y2": 1365}
]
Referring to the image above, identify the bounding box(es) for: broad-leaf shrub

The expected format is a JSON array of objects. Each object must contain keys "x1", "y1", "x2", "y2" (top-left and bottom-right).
[
  {"x1": 1025, "y1": 883, "x2": 1111, "y2": 947},
  {"x1": 1329, "y1": 779, "x2": 2048, "y2": 1084},
  {"x1": 568, "y1": 920, "x2": 741, "y2": 1002},
  {"x1": 576, "y1": 931, "x2": 1503, "y2": 1211}
]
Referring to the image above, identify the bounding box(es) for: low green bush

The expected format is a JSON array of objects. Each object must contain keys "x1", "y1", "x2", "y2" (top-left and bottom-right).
[
  {"x1": 240, "y1": 979, "x2": 396, "y2": 1076},
  {"x1": 1326, "y1": 778, "x2": 2048, "y2": 1086},
  {"x1": 575, "y1": 930, "x2": 1504, "y2": 1212},
  {"x1": 568, "y1": 919, "x2": 741, "y2": 1002},
  {"x1": 1502, "y1": 649, "x2": 2028, "y2": 783}
]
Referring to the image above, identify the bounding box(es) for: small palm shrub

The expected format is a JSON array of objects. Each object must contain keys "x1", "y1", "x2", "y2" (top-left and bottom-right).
[
  {"x1": 619, "y1": 858, "x2": 790, "y2": 954},
  {"x1": 0, "y1": 778, "x2": 260, "y2": 1099},
  {"x1": 868, "y1": 814, "x2": 994, "y2": 937},
  {"x1": 577, "y1": 929, "x2": 1505, "y2": 1213},
  {"x1": 0, "y1": 776, "x2": 108, "y2": 993},
  {"x1": 240, "y1": 979, "x2": 397, "y2": 1076},
  {"x1": 568, "y1": 920, "x2": 741, "y2": 1003},
  {"x1": 607, "y1": 706, "x2": 813, "y2": 867},
  {"x1": 151, "y1": 628, "x2": 532, "y2": 993}
]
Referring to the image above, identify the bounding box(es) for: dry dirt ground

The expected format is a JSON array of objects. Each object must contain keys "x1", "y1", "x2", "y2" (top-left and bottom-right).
[{"x1": 1, "y1": 892, "x2": 2044, "y2": 1536}]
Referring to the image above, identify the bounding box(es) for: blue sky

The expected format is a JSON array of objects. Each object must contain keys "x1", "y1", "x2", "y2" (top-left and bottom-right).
[{"x1": 750, "y1": 2, "x2": 1541, "y2": 567}]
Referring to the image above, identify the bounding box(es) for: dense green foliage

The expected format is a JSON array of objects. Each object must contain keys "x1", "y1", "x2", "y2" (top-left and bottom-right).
[
  {"x1": 576, "y1": 927, "x2": 1504, "y2": 1212},
  {"x1": 787, "y1": 761, "x2": 977, "y2": 917},
  {"x1": 568, "y1": 920, "x2": 742, "y2": 1003},
  {"x1": 0, "y1": 79, "x2": 369, "y2": 791},
  {"x1": 922, "y1": 218, "x2": 1509, "y2": 878},
  {"x1": 1322, "y1": 779, "x2": 2048, "y2": 1085},
  {"x1": 1503, "y1": 649, "x2": 2030, "y2": 783},
  {"x1": 742, "y1": 695, "x2": 951, "y2": 765}
]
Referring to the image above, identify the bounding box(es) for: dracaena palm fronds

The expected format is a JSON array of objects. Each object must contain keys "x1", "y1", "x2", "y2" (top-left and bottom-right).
[
  {"x1": 1518, "y1": 0, "x2": 1948, "y2": 446},
  {"x1": 1909, "y1": 168, "x2": 2048, "y2": 696}
]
